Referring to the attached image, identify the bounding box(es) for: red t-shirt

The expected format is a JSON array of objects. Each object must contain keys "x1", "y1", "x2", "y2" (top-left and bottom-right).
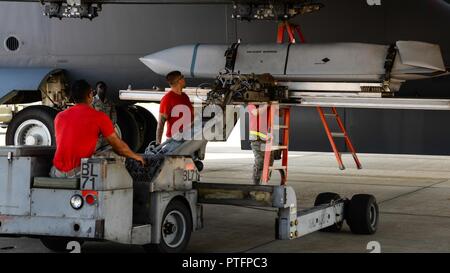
[
  {"x1": 53, "y1": 104, "x2": 115, "y2": 172},
  {"x1": 159, "y1": 90, "x2": 193, "y2": 138}
]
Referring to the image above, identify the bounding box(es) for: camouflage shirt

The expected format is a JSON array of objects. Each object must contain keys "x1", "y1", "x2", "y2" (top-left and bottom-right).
[{"x1": 93, "y1": 96, "x2": 117, "y2": 124}]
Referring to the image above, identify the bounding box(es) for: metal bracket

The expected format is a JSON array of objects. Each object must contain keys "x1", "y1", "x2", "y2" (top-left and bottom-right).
[
  {"x1": 7, "y1": 152, "x2": 13, "y2": 163},
  {"x1": 382, "y1": 44, "x2": 398, "y2": 92},
  {"x1": 224, "y1": 42, "x2": 240, "y2": 72}
]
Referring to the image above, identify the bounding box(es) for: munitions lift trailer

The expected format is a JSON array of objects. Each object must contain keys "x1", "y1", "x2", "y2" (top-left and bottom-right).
[
  {"x1": 0, "y1": 46, "x2": 386, "y2": 252},
  {"x1": 0, "y1": 98, "x2": 379, "y2": 253}
]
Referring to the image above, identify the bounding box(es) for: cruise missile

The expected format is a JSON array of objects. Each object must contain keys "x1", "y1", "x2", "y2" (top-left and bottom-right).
[{"x1": 140, "y1": 41, "x2": 448, "y2": 92}]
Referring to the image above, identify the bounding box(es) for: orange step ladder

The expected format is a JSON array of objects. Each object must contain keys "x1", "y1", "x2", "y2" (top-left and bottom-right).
[
  {"x1": 262, "y1": 103, "x2": 290, "y2": 185},
  {"x1": 316, "y1": 107, "x2": 362, "y2": 170},
  {"x1": 275, "y1": 20, "x2": 362, "y2": 171},
  {"x1": 277, "y1": 20, "x2": 306, "y2": 44}
]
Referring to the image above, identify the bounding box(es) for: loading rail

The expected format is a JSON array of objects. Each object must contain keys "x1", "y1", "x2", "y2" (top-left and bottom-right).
[{"x1": 119, "y1": 87, "x2": 450, "y2": 111}]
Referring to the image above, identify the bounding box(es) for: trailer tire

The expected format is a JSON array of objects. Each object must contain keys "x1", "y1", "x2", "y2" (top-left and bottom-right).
[
  {"x1": 116, "y1": 106, "x2": 140, "y2": 152},
  {"x1": 143, "y1": 199, "x2": 192, "y2": 253},
  {"x1": 347, "y1": 194, "x2": 379, "y2": 235},
  {"x1": 6, "y1": 105, "x2": 58, "y2": 146},
  {"x1": 40, "y1": 237, "x2": 84, "y2": 252},
  {"x1": 314, "y1": 192, "x2": 343, "y2": 232}
]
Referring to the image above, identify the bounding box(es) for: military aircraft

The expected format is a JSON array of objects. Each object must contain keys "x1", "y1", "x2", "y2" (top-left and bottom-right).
[{"x1": 0, "y1": 0, "x2": 449, "y2": 155}]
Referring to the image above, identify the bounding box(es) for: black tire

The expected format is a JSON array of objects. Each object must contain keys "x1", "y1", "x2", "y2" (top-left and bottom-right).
[
  {"x1": 314, "y1": 192, "x2": 343, "y2": 232},
  {"x1": 194, "y1": 160, "x2": 204, "y2": 172},
  {"x1": 116, "y1": 106, "x2": 140, "y2": 152},
  {"x1": 143, "y1": 199, "x2": 192, "y2": 253},
  {"x1": 40, "y1": 237, "x2": 84, "y2": 252},
  {"x1": 133, "y1": 105, "x2": 157, "y2": 153},
  {"x1": 6, "y1": 105, "x2": 58, "y2": 146},
  {"x1": 347, "y1": 194, "x2": 379, "y2": 235}
]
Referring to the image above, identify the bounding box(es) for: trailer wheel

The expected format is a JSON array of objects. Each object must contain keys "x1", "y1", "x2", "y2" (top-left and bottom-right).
[
  {"x1": 6, "y1": 106, "x2": 58, "y2": 146},
  {"x1": 144, "y1": 199, "x2": 192, "y2": 253},
  {"x1": 314, "y1": 192, "x2": 343, "y2": 232},
  {"x1": 116, "y1": 106, "x2": 140, "y2": 152},
  {"x1": 40, "y1": 237, "x2": 84, "y2": 252},
  {"x1": 347, "y1": 194, "x2": 379, "y2": 235}
]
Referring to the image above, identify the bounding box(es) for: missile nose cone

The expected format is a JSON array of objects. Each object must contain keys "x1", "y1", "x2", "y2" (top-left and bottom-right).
[{"x1": 140, "y1": 45, "x2": 195, "y2": 77}]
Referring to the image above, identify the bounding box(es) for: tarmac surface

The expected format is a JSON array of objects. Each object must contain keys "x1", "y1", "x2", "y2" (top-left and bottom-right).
[{"x1": 0, "y1": 143, "x2": 449, "y2": 253}]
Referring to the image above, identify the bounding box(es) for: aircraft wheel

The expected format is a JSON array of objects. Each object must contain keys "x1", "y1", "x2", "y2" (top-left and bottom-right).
[
  {"x1": 346, "y1": 194, "x2": 379, "y2": 235},
  {"x1": 116, "y1": 106, "x2": 140, "y2": 152},
  {"x1": 132, "y1": 105, "x2": 157, "y2": 153},
  {"x1": 314, "y1": 192, "x2": 343, "y2": 232},
  {"x1": 143, "y1": 199, "x2": 192, "y2": 253},
  {"x1": 6, "y1": 105, "x2": 58, "y2": 146}
]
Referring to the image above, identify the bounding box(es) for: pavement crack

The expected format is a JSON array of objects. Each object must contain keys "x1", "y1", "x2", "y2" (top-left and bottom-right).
[
  {"x1": 380, "y1": 211, "x2": 450, "y2": 219},
  {"x1": 0, "y1": 246, "x2": 15, "y2": 250},
  {"x1": 242, "y1": 240, "x2": 277, "y2": 253},
  {"x1": 379, "y1": 179, "x2": 449, "y2": 205}
]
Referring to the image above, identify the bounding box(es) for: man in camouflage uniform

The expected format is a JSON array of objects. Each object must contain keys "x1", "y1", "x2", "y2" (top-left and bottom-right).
[
  {"x1": 93, "y1": 81, "x2": 117, "y2": 151},
  {"x1": 248, "y1": 103, "x2": 275, "y2": 185}
]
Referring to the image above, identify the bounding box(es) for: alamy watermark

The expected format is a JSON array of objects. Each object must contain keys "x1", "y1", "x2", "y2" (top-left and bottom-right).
[
  {"x1": 366, "y1": 0, "x2": 382, "y2": 6},
  {"x1": 168, "y1": 103, "x2": 285, "y2": 143},
  {"x1": 367, "y1": 241, "x2": 381, "y2": 253}
]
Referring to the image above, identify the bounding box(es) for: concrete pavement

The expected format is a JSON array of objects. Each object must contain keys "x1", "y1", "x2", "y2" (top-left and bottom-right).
[{"x1": 1, "y1": 146, "x2": 449, "y2": 253}]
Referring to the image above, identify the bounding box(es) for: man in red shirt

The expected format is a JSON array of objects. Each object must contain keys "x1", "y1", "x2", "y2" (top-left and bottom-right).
[
  {"x1": 156, "y1": 71, "x2": 194, "y2": 145},
  {"x1": 51, "y1": 80, "x2": 144, "y2": 178}
]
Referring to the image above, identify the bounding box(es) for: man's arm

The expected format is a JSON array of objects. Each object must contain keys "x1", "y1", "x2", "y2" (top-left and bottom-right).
[
  {"x1": 105, "y1": 133, "x2": 145, "y2": 165},
  {"x1": 156, "y1": 113, "x2": 167, "y2": 145}
]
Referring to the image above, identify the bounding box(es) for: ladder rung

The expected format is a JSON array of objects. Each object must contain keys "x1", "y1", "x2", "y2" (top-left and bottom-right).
[
  {"x1": 269, "y1": 166, "x2": 287, "y2": 170},
  {"x1": 324, "y1": 113, "x2": 337, "y2": 117},
  {"x1": 267, "y1": 145, "x2": 288, "y2": 151},
  {"x1": 273, "y1": 125, "x2": 289, "y2": 129},
  {"x1": 331, "y1": 132, "x2": 345, "y2": 138}
]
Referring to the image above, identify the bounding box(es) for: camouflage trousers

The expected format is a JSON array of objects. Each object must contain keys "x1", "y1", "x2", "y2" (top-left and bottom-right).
[
  {"x1": 250, "y1": 140, "x2": 274, "y2": 185},
  {"x1": 49, "y1": 166, "x2": 80, "y2": 179}
]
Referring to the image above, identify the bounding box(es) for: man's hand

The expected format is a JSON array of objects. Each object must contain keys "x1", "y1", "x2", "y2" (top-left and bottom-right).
[
  {"x1": 133, "y1": 154, "x2": 146, "y2": 166},
  {"x1": 106, "y1": 133, "x2": 145, "y2": 165}
]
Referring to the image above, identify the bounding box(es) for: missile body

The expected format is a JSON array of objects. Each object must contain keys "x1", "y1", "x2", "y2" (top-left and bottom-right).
[{"x1": 140, "y1": 41, "x2": 447, "y2": 91}]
